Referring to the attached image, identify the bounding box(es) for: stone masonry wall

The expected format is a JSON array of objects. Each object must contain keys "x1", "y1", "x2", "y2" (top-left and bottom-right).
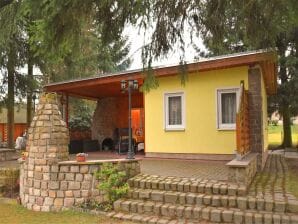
[
  {"x1": 19, "y1": 93, "x2": 141, "y2": 211},
  {"x1": 91, "y1": 98, "x2": 118, "y2": 147},
  {"x1": 248, "y1": 66, "x2": 267, "y2": 169}
]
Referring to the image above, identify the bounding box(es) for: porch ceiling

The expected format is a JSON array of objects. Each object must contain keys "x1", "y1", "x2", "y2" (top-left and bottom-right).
[{"x1": 44, "y1": 50, "x2": 278, "y2": 99}]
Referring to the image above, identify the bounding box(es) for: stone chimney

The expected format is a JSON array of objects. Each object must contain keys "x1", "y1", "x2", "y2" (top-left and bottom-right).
[{"x1": 20, "y1": 93, "x2": 69, "y2": 211}]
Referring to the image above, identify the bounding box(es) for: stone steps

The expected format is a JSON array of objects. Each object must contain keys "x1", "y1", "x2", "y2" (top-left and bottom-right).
[
  {"x1": 113, "y1": 199, "x2": 298, "y2": 224},
  {"x1": 128, "y1": 174, "x2": 247, "y2": 196},
  {"x1": 127, "y1": 188, "x2": 296, "y2": 213}
]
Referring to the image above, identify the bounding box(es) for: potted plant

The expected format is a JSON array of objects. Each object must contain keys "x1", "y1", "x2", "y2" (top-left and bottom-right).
[{"x1": 76, "y1": 153, "x2": 88, "y2": 162}]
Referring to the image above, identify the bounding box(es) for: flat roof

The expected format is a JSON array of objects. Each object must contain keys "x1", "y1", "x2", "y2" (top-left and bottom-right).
[{"x1": 44, "y1": 50, "x2": 277, "y2": 99}]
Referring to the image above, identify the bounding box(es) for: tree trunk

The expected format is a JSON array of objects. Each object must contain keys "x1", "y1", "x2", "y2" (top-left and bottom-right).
[
  {"x1": 7, "y1": 47, "x2": 15, "y2": 149},
  {"x1": 281, "y1": 101, "x2": 292, "y2": 147},
  {"x1": 27, "y1": 53, "x2": 33, "y2": 127},
  {"x1": 278, "y1": 40, "x2": 292, "y2": 148}
]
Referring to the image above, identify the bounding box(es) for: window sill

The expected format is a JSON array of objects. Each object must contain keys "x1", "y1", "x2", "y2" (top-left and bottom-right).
[
  {"x1": 164, "y1": 127, "x2": 185, "y2": 132},
  {"x1": 217, "y1": 127, "x2": 236, "y2": 131}
]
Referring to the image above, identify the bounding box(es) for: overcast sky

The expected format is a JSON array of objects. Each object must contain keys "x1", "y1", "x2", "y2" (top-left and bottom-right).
[{"x1": 124, "y1": 25, "x2": 206, "y2": 70}]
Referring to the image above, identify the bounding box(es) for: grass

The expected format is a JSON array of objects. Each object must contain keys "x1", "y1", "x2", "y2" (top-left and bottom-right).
[
  {"x1": 286, "y1": 158, "x2": 298, "y2": 198},
  {"x1": 268, "y1": 124, "x2": 298, "y2": 148},
  {"x1": 0, "y1": 198, "x2": 132, "y2": 224}
]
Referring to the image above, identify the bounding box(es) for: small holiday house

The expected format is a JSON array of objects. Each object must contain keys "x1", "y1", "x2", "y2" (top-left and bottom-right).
[{"x1": 44, "y1": 50, "x2": 277, "y2": 166}]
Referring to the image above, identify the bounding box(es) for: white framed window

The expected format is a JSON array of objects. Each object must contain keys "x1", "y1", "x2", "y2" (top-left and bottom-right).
[
  {"x1": 164, "y1": 92, "x2": 185, "y2": 131},
  {"x1": 217, "y1": 88, "x2": 240, "y2": 130}
]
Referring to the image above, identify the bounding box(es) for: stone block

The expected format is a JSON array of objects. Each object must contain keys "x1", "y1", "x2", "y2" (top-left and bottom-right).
[
  {"x1": 70, "y1": 166, "x2": 80, "y2": 173},
  {"x1": 49, "y1": 190, "x2": 56, "y2": 198},
  {"x1": 290, "y1": 215, "x2": 298, "y2": 224},
  {"x1": 190, "y1": 183, "x2": 198, "y2": 193},
  {"x1": 137, "y1": 202, "x2": 144, "y2": 213},
  {"x1": 202, "y1": 207, "x2": 210, "y2": 220},
  {"x1": 196, "y1": 194, "x2": 204, "y2": 205},
  {"x1": 221, "y1": 195, "x2": 228, "y2": 207},
  {"x1": 212, "y1": 184, "x2": 220, "y2": 194},
  {"x1": 205, "y1": 183, "x2": 213, "y2": 194},
  {"x1": 203, "y1": 195, "x2": 212, "y2": 205},
  {"x1": 161, "y1": 204, "x2": 169, "y2": 216},
  {"x1": 237, "y1": 197, "x2": 247, "y2": 210},
  {"x1": 65, "y1": 173, "x2": 75, "y2": 181},
  {"x1": 212, "y1": 195, "x2": 221, "y2": 207},
  {"x1": 234, "y1": 211, "x2": 244, "y2": 224},
  {"x1": 65, "y1": 190, "x2": 73, "y2": 197},
  {"x1": 64, "y1": 198, "x2": 75, "y2": 207},
  {"x1": 264, "y1": 213, "x2": 272, "y2": 224},
  {"x1": 151, "y1": 191, "x2": 164, "y2": 202},
  {"x1": 245, "y1": 212, "x2": 253, "y2": 224},
  {"x1": 176, "y1": 206, "x2": 184, "y2": 218},
  {"x1": 281, "y1": 215, "x2": 290, "y2": 224},
  {"x1": 257, "y1": 198, "x2": 265, "y2": 210},
  {"x1": 193, "y1": 207, "x2": 201, "y2": 219},
  {"x1": 177, "y1": 182, "x2": 184, "y2": 192},
  {"x1": 58, "y1": 173, "x2": 65, "y2": 180},
  {"x1": 168, "y1": 205, "x2": 176, "y2": 217},
  {"x1": 130, "y1": 201, "x2": 138, "y2": 213},
  {"x1": 248, "y1": 197, "x2": 256, "y2": 209},
  {"x1": 60, "y1": 181, "x2": 68, "y2": 190},
  {"x1": 73, "y1": 190, "x2": 81, "y2": 198},
  {"x1": 220, "y1": 184, "x2": 228, "y2": 195},
  {"x1": 238, "y1": 186, "x2": 247, "y2": 196},
  {"x1": 254, "y1": 213, "x2": 263, "y2": 223},
  {"x1": 153, "y1": 203, "x2": 162, "y2": 215},
  {"x1": 210, "y1": 209, "x2": 221, "y2": 222},
  {"x1": 184, "y1": 206, "x2": 192, "y2": 219},
  {"x1": 179, "y1": 193, "x2": 186, "y2": 204},
  {"x1": 272, "y1": 214, "x2": 281, "y2": 224},
  {"x1": 222, "y1": 210, "x2": 233, "y2": 222},
  {"x1": 139, "y1": 190, "x2": 151, "y2": 199},
  {"x1": 81, "y1": 181, "x2": 91, "y2": 190},
  {"x1": 183, "y1": 183, "x2": 190, "y2": 192},
  {"x1": 49, "y1": 181, "x2": 59, "y2": 190},
  {"x1": 80, "y1": 165, "x2": 89, "y2": 174},
  {"x1": 60, "y1": 166, "x2": 69, "y2": 172},
  {"x1": 273, "y1": 200, "x2": 285, "y2": 212},
  {"x1": 265, "y1": 199, "x2": 274, "y2": 211},
  {"x1": 170, "y1": 182, "x2": 177, "y2": 191},
  {"x1": 54, "y1": 198, "x2": 64, "y2": 207},
  {"x1": 228, "y1": 196, "x2": 237, "y2": 207},
  {"x1": 228, "y1": 185, "x2": 237, "y2": 196},
  {"x1": 56, "y1": 190, "x2": 64, "y2": 198},
  {"x1": 288, "y1": 200, "x2": 298, "y2": 213},
  {"x1": 164, "y1": 192, "x2": 178, "y2": 203},
  {"x1": 121, "y1": 201, "x2": 131, "y2": 212},
  {"x1": 113, "y1": 200, "x2": 122, "y2": 211},
  {"x1": 186, "y1": 193, "x2": 196, "y2": 204},
  {"x1": 68, "y1": 181, "x2": 80, "y2": 190}
]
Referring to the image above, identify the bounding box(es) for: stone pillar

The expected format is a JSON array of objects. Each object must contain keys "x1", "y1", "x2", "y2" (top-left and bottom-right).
[
  {"x1": 20, "y1": 93, "x2": 69, "y2": 211},
  {"x1": 248, "y1": 66, "x2": 267, "y2": 169}
]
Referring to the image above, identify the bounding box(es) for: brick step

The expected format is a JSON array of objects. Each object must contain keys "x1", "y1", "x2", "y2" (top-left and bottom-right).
[
  {"x1": 108, "y1": 211, "x2": 203, "y2": 224},
  {"x1": 127, "y1": 188, "x2": 298, "y2": 213},
  {"x1": 128, "y1": 174, "x2": 247, "y2": 196},
  {"x1": 113, "y1": 199, "x2": 298, "y2": 224}
]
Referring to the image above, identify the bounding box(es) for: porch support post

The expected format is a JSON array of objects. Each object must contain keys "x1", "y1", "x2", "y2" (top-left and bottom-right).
[
  {"x1": 65, "y1": 94, "x2": 69, "y2": 128},
  {"x1": 127, "y1": 85, "x2": 134, "y2": 159},
  {"x1": 248, "y1": 65, "x2": 267, "y2": 169}
]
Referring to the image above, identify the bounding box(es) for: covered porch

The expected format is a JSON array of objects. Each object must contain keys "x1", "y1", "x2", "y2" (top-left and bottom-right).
[{"x1": 45, "y1": 72, "x2": 145, "y2": 155}]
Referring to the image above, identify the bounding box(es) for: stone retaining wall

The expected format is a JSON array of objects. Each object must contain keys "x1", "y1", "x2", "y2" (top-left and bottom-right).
[
  {"x1": 19, "y1": 93, "x2": 141, "y2": 212},
  {"x1": 19, "y1": 159, "x2": 140, "y2": 211},
  {"x1": 226, "y1": 153, "x2": 258, "y2": 186}
]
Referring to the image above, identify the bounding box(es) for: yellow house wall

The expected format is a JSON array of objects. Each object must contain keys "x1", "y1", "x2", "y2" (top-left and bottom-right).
[
  {"x1": 261, "y1": 72, "x2": 269, "y2": 151},
  {"x1": 144, "y1": 66, "x2": 249, "y2": 155}
]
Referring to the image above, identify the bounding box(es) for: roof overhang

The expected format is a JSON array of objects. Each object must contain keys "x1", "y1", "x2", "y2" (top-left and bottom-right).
[{"x1": 44, "y1": 50, "x2": 277, "y2": 99}]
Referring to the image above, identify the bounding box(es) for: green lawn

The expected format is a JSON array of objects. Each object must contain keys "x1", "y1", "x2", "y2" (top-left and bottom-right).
[
  {"x1": 0, "y1": 198, "x2": 131, "y2": 224},
  {"x1": 268, "y1": 124, "x2": 298, "y2": 147}
]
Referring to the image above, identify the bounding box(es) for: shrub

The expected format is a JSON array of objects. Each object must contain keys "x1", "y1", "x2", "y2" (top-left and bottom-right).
[{"x1": 95, "y1": 163, "x2": 129, "y2": 209}]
